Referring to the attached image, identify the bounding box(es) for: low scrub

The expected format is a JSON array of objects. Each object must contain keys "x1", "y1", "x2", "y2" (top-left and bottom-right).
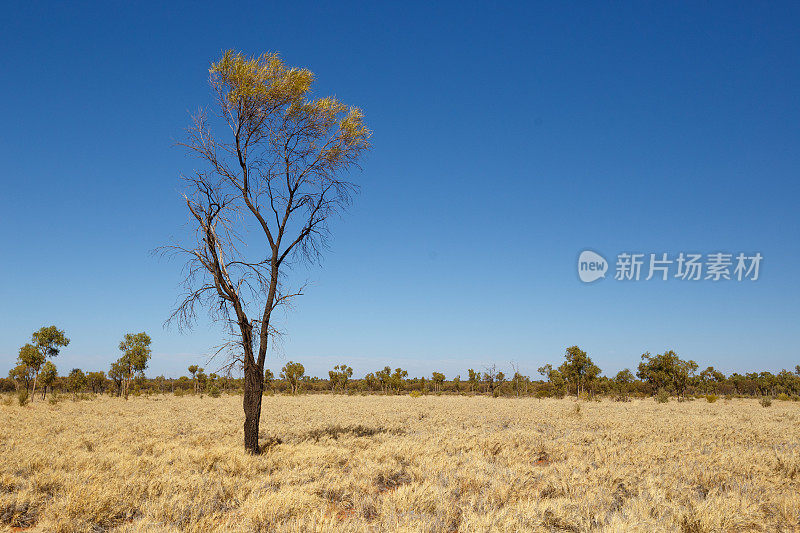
[
  {"x1": 655, "y1": 389, "x2": 669, "y2": 404},
  {"x1": 17, "y1": 390, "x2": 29, "y2": 406}
]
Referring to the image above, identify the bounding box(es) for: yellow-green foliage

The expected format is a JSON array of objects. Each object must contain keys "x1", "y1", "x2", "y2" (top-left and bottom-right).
[
  {"x1": 1, "y1": 395, "x2": 799, "y2": 531},
  {"x1": 208, "y1": 49, "x2": 370, "y2": 160},
  {"x1": 706, "y1": 394, "x2": 718, "y2": 403},
  {"x1": 210, "y1": 50, "x2": 314, "y2": 105}
]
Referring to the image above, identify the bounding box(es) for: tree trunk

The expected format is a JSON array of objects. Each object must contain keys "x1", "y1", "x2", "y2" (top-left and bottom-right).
[
  {"x1": 243, "y1": 361, "x2": 264, "y2": 454},
  {"x1": 30, "y1": 372, "x2": 39, "y2": 403}
]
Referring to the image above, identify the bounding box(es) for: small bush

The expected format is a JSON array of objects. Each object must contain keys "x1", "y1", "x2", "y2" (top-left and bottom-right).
[
  {"x1": 655, "y1": 390, "x2": 669, "y2": 404},
  {"x1": 17, "y1": 390, "x2": 29, "y2": 406},
  {"x1": 1, "y1": 395, "x2": 13, "y2": 407},
  {"x1": 174, "y1": 388, "x2": 185, "y2": 397},
  {"x1": 48, "y1": 393, "x2": 60, "y2": 405},
  {"x1": 705, "y1": 394, "x2": 718, "y2": 403},
  {"x1": 760, "y1": 396, "x2": 772, "y2": 408},
  {"x1": 777, "y1": 393, "x2": 790, "y2": 401},
  {"x1": 208, "y1": 386, "x2": 221, "y2": 398},
  {"x1": 409, "y1": 390, "x2": 422, "y2": 398}
]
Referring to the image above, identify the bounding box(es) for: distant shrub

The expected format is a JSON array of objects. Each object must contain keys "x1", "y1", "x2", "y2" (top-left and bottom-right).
[
  {"x1": 174, "y1": 388, "x2": 185, "y2": 397},
  {"x1": 17, "y1": 389, "x2": 29, "y2": 406},
  {"x1": 791, "y1": 394, "x2": 800, "y2": 402},
  {"x1": 760, "y1": 396, "x2": 772, "y2": 408},
  {"x1": 208, "y1": 386, "x2": 221, "y2": 398},
  {"x1": 777, "y1": 393, "x2": 790, "y2": 401},
  {"x1": 48, "y1": 393, "x2": 60, "y2": 405},
  {"x1": 492, "y1": 389, "x2": 500, "y2": 398},
  {"x1": 705, "y1": 394, "x2": 718, "y2": 403},
  {"x1": 409, "y1": 390, "x2": 422, "y2": 398},
  {"x1": 1, "y1": 395, "x2": 12, "y2": 407},
  {"x1": 655, "y1": 390, "x2": 669, "y2": 404},
  {"x1": 534, "y1": 388, "x2": 549, "y2": 400}
]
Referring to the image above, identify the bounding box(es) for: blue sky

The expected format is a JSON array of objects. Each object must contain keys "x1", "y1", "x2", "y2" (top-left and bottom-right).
[{"x1": 1, "y1": 1, "x2": 798, "y2": 379}]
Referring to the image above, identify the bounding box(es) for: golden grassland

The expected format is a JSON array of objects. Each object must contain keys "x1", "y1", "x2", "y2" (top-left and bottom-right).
[{"x1": 1, "y1": 394, "x2": 799, "y2": 532}]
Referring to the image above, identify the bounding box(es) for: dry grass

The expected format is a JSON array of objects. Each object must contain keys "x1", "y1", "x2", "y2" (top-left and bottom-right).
[{"x1": 1, "y1": 394, "x2": 799, "y2": 532}]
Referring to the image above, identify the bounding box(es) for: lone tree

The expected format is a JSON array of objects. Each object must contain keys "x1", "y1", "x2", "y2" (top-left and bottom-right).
[{"x1": 164, "y1": 50, "x2": 370, "y2": 453}]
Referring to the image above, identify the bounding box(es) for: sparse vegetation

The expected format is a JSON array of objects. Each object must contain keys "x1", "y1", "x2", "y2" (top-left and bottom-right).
[
  {"x1": 1, "y1": 394, "x2": 798, "y2": 531},
  {"x1": 16, "y1": 389, "x2": 29, "y2": 406}
]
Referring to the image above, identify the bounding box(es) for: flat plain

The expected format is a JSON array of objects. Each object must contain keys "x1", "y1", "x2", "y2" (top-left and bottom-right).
[{"x1": 1, "y1": 394, "x2": 799, "y2": 532}]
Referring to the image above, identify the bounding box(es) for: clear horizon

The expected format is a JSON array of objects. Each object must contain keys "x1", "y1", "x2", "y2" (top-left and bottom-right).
[{"x1": 2, "y1": 2, "x2": 799, "y2": 380}]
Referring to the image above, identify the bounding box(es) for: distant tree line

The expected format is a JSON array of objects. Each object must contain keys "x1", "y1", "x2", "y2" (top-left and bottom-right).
[{"x1": 6, "y1": 331, "x2": 800, "y2": 401}]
